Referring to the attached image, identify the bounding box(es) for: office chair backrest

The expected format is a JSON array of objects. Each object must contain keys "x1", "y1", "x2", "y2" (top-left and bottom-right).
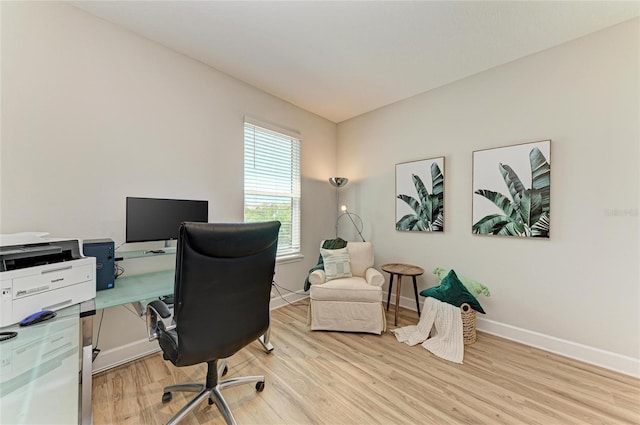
[{"x1": 171, "y1": 221, "x2": 280, "y2": 366}]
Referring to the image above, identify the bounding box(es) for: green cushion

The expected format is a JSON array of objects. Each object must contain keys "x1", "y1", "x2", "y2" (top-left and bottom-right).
[
  {"x1": 432, "y1": 267, "x2": 491, "y2": 297},
  {"x1": 420, "y1": 270, "x2": 486, "y2": 314}
]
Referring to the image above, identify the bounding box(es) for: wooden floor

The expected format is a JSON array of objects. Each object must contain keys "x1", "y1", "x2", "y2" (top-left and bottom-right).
[{"x1": 93, "y1": 301, "x2": 640, "y2": 424}]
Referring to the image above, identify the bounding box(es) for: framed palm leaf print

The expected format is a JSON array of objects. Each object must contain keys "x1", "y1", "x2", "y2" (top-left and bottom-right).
[
  {"x1": 472, "y1": 140, "x2": 551, "y2": 238},
  {"x1": 395, "y1": 157, "x2": 444, "y2": 232}
]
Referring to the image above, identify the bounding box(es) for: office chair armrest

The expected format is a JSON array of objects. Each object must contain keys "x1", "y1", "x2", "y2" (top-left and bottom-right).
[
  {"x1": 309, "y1": 269, "x2": 326, "y2": 285},
  {"x1": 148, "y1": 300, "x2": 172, "y2": 318},
  {"x1": 365, "y1": 268, "x2": 385, "y2": 287},
  {"x1": 146, "y1": 300, "x2": 175, "y2": 341}
]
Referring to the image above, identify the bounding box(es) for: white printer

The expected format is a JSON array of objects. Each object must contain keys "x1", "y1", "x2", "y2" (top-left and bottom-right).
[{"x1": 0, "y1": 233, "x2": 96, "y2": 327}]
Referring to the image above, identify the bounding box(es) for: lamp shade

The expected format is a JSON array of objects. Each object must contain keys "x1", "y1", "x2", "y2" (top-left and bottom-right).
[{"x1": 329, "y1": 177, "x2": 349, "y2": 188}]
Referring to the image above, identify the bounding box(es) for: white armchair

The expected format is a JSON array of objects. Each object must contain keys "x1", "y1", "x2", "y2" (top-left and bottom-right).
[{"x1": 308, "y1": 241, "x2": 387, "y2": 334}]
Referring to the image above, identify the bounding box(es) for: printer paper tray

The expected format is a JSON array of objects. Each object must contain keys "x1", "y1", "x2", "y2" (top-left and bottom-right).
[{"x1": 13, "y1": 264, "x2": 93, "y2": 300}]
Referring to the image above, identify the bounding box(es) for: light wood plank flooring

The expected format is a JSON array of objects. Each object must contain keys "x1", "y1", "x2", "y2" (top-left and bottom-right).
[{"x1": 93, "y1": 300, "x2": 640, "y2": 424}]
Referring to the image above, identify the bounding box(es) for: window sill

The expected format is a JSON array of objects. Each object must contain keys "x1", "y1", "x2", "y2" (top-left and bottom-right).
[{"x1": 276, "y1": 253, "x2": 304, "y2": 264}]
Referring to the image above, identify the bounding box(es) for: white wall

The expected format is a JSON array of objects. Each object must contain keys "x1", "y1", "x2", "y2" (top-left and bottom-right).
[
  {"x1": 1, "y1": 2, "x2": 337, "y2": 366},
  {"x1": 337, "y1": 19, "x2": 639, "y2": 376}
]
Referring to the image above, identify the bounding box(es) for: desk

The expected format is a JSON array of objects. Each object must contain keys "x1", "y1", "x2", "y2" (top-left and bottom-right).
[
  {"x1": 0, "y1": 305, "x2": 80, "y2": 424},
  {"x1": 96, "y1": 269, "x2": 174, "y2": 311},
  {"x1": 0, "y1": 269, "x2": 179, "y2": 425},
  {"x1": 2, "y1": 261, "x2": 265, "y2": 424},
  {"x1": 381, "y1": 263, "x2": 424, "y2": 326}
]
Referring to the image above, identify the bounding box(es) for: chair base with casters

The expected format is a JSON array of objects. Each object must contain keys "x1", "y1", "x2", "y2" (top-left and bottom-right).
[
  {"x1": 161, "y1": 358, "x2": 265, "y2": 425},
  {"x1": 147, "y1": 299, "x2": 270, "y2": 425}
]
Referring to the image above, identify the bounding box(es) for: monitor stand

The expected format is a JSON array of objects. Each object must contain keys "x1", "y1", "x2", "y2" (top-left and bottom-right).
[{"x1": 143, "y1": 242, "x2": 177, "y2": 255}]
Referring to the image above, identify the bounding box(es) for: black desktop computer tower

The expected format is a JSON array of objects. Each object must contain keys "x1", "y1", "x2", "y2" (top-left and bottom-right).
[{"x1": 83, "y1": 238, "x2": 115, "y2": 291}]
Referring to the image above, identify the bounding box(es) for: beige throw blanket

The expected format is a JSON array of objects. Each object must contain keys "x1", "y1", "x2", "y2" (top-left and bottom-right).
[{"x1": 391, "y1": 297, "x2": 464, "y2": 364}]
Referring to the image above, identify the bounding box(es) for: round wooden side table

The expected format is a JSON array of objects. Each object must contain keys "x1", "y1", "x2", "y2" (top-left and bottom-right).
[{"x1": 381, "y1": 263, "x2": 424, "y2": 326}]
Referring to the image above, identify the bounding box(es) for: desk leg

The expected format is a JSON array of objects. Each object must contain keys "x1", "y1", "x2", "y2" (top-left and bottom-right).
[
  {"x1": 132, "y1": 301, "x2": 144, "y2": 316},
  {"x1": 259, "y1": 327, "x2": 274, "y2": 353},
  {"x1": 386, "y1": 274, "x2": 394, "y2": 311},
  {"x1": 412, "y1": 276, "x2": 421, "y2": 316},
  {"x1": 80, "y1": 313, "x2": 94, "y2": 425},
  {"x1": 258, "y1": 311, "x2": 274, "y2": 353},
  {"x1": 394, "y1": 275, "x2": 402, "y2": 326}
]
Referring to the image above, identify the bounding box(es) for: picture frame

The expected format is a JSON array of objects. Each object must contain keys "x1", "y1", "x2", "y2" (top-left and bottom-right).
[
  {"x1": 472, "y1": 140, "x2": 551, "y2": 238},
  {"x1": 395, "y1": 157, "x2": 445, "y2": 232}
]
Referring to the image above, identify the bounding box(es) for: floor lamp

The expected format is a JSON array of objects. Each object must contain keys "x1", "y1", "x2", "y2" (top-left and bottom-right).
[
  {"x1": 329, "y1": 177, "x2": 348, "y2": 239},
  {"x1": 329, "y1": 177, "x2": 366, "y2": 242}
]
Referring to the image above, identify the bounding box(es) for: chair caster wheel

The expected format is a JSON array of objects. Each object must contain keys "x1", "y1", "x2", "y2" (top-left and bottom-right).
[
  {"x1": 256, "y1": 381, "x2": 265, "y2": 392},
  {"x1": 162, "y1": 392, "x2": 172, "y2": 403},
  {"x1": 221, "y1": 365, "x2": 228, "y2": 377}
]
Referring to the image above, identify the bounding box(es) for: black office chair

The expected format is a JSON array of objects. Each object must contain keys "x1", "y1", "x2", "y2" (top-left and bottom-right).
[{"x1": 146, "y1": 221, "x2": 280, "y2": 425}]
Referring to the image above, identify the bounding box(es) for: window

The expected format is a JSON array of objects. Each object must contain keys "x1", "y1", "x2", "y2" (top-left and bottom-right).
[{"x1": 244, "y1": 120, "x2": 301, "y2": 257}]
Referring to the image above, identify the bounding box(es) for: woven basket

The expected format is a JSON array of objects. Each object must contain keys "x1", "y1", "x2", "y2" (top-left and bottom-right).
[{"x1": 460, "y1": 303, "x2": 477, "y2": 345}]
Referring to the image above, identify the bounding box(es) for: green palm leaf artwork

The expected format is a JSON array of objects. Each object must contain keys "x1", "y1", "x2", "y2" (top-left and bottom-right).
[
  {"x1": 472, "y1": 141, "x2": 550, "y2": 238},
  {"x1": 395, "y1": 157, "x2": 444, "y2": 232}
]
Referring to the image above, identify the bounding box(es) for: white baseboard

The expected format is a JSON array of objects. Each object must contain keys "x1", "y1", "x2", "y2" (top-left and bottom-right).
[
  {"x1": 476, "y1": 317, "x2": 640, "y2": 378},
  {"x1": 388, "y1": 293, "x2": 640, "y2": 378},
  {"x1": 92, "y1": 291, "x2": 309, "y2": 374},
  {"x1": 92, "y1": 339, "x2": 160, "y2": 374}
]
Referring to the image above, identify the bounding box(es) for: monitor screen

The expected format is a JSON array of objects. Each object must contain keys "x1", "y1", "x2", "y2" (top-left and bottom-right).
[{"x1": 126, "y1": 197, "x2": 209, "y2": 243}]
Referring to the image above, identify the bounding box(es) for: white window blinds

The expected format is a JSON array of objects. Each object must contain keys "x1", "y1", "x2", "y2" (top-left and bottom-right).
[{"x1": 244, "y1": 121, "x2": 301, "y2": 257}]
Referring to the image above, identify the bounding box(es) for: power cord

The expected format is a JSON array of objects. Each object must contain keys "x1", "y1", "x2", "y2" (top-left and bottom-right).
[
  {"x1": 114, "y1": 256, "x2": 124, "y2": 280},
  {"x1": 115, "y1": 263, "x2": 124, "y2": 279},
  {"x1": 91, "y1": 294, "x2": 143, "y2": 363},
  {"x1": 92, "y1": 310, "x2": 104, "y2": 362},
  {"x1": 113, "y1": 243, "x2": 124, "y2": 280},
  {"x1": 272, "y1": 280, "x2": 308, "y2": 306}
]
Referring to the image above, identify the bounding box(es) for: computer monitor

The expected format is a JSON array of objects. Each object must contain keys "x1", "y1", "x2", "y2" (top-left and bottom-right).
[{"x1": 125, "y1": 197, "x2": 209, "y2": 245}]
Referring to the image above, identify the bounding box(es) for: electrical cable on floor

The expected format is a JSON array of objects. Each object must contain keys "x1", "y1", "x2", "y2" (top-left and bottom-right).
[{"x1": 272, "y1": 280, "x2": 308, "y2": 306}]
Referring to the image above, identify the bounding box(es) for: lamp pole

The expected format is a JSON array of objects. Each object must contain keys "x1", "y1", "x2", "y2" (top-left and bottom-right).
[{"x1": 329, "y1": 177, "x2": 348, "y2": 239}]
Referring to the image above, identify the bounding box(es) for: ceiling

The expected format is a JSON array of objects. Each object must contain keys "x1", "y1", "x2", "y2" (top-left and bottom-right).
[{"x1": 70, "y1": 1, "x2": 639, "y2": 123}]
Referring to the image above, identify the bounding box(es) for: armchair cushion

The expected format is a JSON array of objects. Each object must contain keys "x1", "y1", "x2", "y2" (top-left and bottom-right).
[
  {"x1": 311, "y1": 267, "x2": 383, "y2": 287},
  {"x1": 310, "y1": 277, "x2": 383, "y2": 303},
  {"x1": 320, "y1": 247, "x2": 352, "y2": 281}
]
